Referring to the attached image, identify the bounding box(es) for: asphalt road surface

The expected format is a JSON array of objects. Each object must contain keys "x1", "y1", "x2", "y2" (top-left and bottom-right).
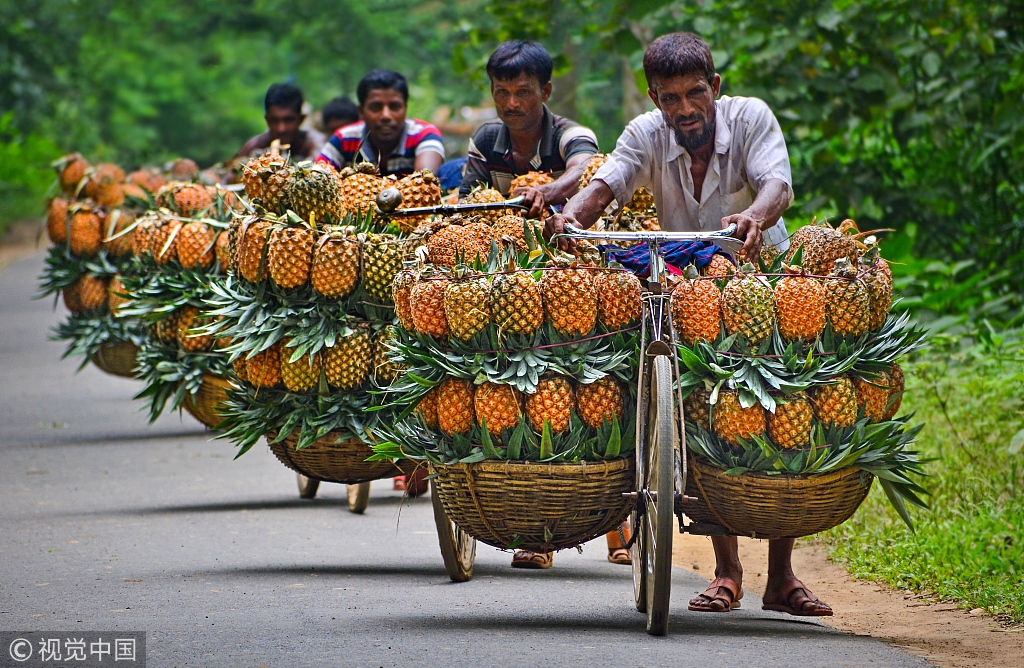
[{"x1": 0, "y1": 253, "x2": 930, "y2": 667}]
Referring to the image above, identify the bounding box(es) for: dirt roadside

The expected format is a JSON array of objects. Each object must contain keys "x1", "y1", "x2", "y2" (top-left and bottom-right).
[{"x1": 673, "y1": 534, "x2": 1024, "y2": 668}]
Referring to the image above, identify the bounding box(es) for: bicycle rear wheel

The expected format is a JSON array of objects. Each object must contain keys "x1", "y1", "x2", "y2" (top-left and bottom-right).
[
  {"x1": 643, "y1": 355, "x2": 676, "y2": 635},
  {"x1": 431, "y1": 480, "x2": 476, "y2": 582},
  {"x1": 346, "y1": 482, "x2": 370, "y2": 513}
]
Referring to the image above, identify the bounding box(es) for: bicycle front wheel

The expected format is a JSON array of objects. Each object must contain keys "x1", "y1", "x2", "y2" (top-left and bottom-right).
[{"x1": 643, "y1": 355, "x2": 677, "y2": 635}]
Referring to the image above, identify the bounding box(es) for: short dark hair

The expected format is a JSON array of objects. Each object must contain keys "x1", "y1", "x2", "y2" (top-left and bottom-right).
[
  {"x1": 356, "y1": 70, "x2": 409, "y2": 106},
  {"x1": 486, "y1": 40, "x2": 553, "y2": 86},
  {"x1": 643, "y1": 33, "x2": 716, "y2": 89},
  {"x1": 321, "y1": 96, "x2": 359, "y2": 126},
  {"x1": 265, "y1": 83, "x2": 304, "y2": 114}
]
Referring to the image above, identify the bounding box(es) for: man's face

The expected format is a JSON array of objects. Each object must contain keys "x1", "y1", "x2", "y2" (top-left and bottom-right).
[
  {"x1": 264, "y1": 105, "x2": 304, "y2": 143},
  {"x1": 360, "y1": 88, "x2": 407, "y2": 146},
  {"x1": 491, "y1": 73, "x2": 551, "y2": 133},
  {"x1": 648, "y1": 72, "x2": 721, "y2": 152},
  {"x1": 323, "y1": 117, "x2": 351, "y2": 137}
]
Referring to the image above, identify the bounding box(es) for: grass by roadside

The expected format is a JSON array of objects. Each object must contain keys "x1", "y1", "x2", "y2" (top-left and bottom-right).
[{"x1": 823, "y1": 328, "x2": 1024, "y2": 624}]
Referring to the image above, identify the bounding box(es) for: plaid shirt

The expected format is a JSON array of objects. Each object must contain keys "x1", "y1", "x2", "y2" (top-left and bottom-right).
[
  {"x1": 316, "y1": 118, "x2": 445, "y2": 178},
  {"x1": 460, "y1": 105, "x2": 598, "y2": 197}
]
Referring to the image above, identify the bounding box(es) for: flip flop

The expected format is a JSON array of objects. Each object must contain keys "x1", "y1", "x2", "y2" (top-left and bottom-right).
[
  {"x1": 688, "y1": 577, "x2": 743, "y2": 612},
  {"x1": 511, "y1": 550, "x2": 553, "y2": 569},
  {"x1": 762, "y1": 578, "x2": 833, "y2": 617},
  {"x1": 607, "y1": 548, "x2": 632, "y2": 565}
]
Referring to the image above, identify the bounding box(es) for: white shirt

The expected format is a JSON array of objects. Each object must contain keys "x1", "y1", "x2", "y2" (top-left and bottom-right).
[{"x1": 594, "y1": 95, "x2": 793, "y2": 252}]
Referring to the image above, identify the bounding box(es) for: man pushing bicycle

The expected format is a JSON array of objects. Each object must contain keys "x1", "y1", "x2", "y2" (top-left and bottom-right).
[{"x1": 546, "y1": 32, "x2": 833, "y2": 617}]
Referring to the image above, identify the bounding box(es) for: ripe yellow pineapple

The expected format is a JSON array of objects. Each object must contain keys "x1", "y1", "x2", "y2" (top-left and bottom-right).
[
  {"x1": 158, "y1": 183, "x2": 213, "y2": 217},
  {"x1": 541, "y1": 261, "x2": 598, "y2": 336},
  {"x1": 460, "y1": 186, "x2": 506, "y2": 224},
  {"x1": 324, "y1": 324, "x2": 372, "y2": 390},
  {"x1": 722, "y1": 264, "x2": 775, "y2": 345},
  {"x1": 361, "y1": 233, "x2": 405, "y2": 303},
  {"x1": 853, "y1": 373, "x2": 891, "y2": 423},
  {"x1": 492, "y1": 214, "x2": 530, "y2": 251},
  {"x1": 233, "y1": 356, "x2": 250, "y2": 383},
  {"x1": 57, "y1": 153, "x2": 89, "y2": 195},
  {"x1": 444, "y1": 275, "x2": 492, "y2": 341},
  {"x1": 624, "y1": 187, "x2": 656, "y2": 216},
  {"x1": 268, "y1": 225, "x2": 316, "y2": 289},
  {"x1": 311, "y1": 227, "x2": 360, "y2": 298},
  {"x1": 395, "y1": 170, "x2": 442, "y2": 232},
  {"x1": 576, "y1": 378, "x2": 624, "y2": 430},
  {"x1": 151, "y1": 310, "x2": 181, "y2": 345},
  {"x1": 766, "y1": 392, "x2": 814, "y2": 448},
  {"x1": 63, "y1": 275, "x2": 109, "y2": 314},
  {"x1": 84, "y1": 163, "x2": 126, "y2": 207},
  {"x1": 68, "y1": 205, "x2": 103, "y2": 258},
  {"x1": 166, "y1": 158, "x2": 200, "y2": 181},
  {"x1": 371, "y1": 326, "x2": 405, "y2": 384},
  {"x1": 241, "y1": 153, "x2": 285, "y2": 202},
  {"x1": 214, "y1": 230, "x2": 231, "y2": 270},
  {"x1": 247, "y1": 342, "x2": 282, "y2": 389},
  {"x1": 510, "y1": 171, "x2": 554, "y2": 192},
  {"x1": 107, "y1": 275, "x2": 129, "y2": 317},
  {"x1": 712, "y1": 390, "x2": 766, "y2": 446},
  {"x1": 176, "y1": 305, "x2": 214, "y2": 352},
  {"x1": 684, "y1": 385, "x2": 712, "y2": 430},
  {"x1": 809, "y1": 376, "x2": 858, "y2": 428},
  {"x1": 131, "y1": 214, "x2": 158, "y2": 258},
  {"x1": 416, "y1": 387, "x2": 440, "y2": 430},
  {"x1": 786, "y1": 220, "x2": 860, "y2": 276},
  {"x1": 773, "y1": 265, "x2": 826, "y2": 342},
  {"x1": 474, "y1": 382, "x2": 522, "y2": 435},
  {"x1": 427, "y1": 223, "x2": 463, "y2": 268},
  {"x1": 237, "y1": 220, "x2": 272, "y2": 283},
  {"x1": 883, "y1": 363, "x2": 904, "y2": 420},
  {"x1": 410, "y1": 274, "x2": 450, "y2": 337},
  {"x1": 578, "y1": 154, "x2": 607, "y2": 191},
  {"x1": 671, "y1": 265, "x2": 722, "y2": 346},
  {"x1": 525, "y1": 376, "x2": 575, "y2": 433},
  {"x1": 703, "y1": 253, "x2": 736, "y2": 278},
  {"x1": 101, "y1": 209, "x2": 137, "y2": 258},
  {"x1": 455, "y1": 222, "x2": 496, "y2": 265},
  {"x1": 176, "y1": 222, "x2": 216, "y2": 270},
  {"x1": 491, "y1": 270, "x2": 543, "y2": 336},
  {"x1": 128, "y1": 168, "x2": 165, "y2": 193},
  {"x1": 435, "y1": 377, "x2": 476, "y2": 435},
  {"x1": 147, "y1": 219, "x2": 181, "y2": 266},
  {"x1": 860, "y1": 246, "x2": 892, "y2": 331},
  {"x1": 595, "y1": 269, "x2": 642, "y2": 330},
  {"x1": 391, "y1": 264, "x2": 419, "y2": 330},
  {"x1": 279, "y1": 340, "x2": 321, "y2": 392},
  {"x1": 282, "y1": 163, "x2": 342, "y2": 222},
  {"x1": 825, "y1": 258, "x2": 872, "y2": 337},
  {"x1": 338, "y1": 163, "x2": 386, "y2": 217},
  {"x1": 46, "y1": 197, "x2": 70, "y2": 244}
]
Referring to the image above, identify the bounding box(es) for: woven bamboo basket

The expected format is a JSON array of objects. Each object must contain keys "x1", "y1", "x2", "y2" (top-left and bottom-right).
[
  {"x1": 181, "y1": 374, "x2": 232, "y2": 430},
  {"x1": 431, "y1": 456, "x2": 635, "y2": 552},
  {"x1": 267, "y1": 431, "x2": 410, "y2": 484},
  {"x1": 681, "y1": 458, "x2": 874, "y2": 539},
  {"x1": 91, "y1": 341, "x2": 140, "y2": 378}
]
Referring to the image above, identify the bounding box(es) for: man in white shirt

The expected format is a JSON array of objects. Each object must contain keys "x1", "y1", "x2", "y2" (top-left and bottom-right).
[{"x1": 546, "y1": 33, "x2": 832, "y2": 617}]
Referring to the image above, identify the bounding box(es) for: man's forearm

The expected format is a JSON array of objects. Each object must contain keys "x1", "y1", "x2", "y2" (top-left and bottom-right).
[
  {"x1": 563, "y1": 181, "x2": 615, "y2": 229},
  {"x1": 539, "y1": 162, "x2": 587, "y2": 208},
  {"x1": 747, "y1": 179, "x2": 791, "y2": 229}
]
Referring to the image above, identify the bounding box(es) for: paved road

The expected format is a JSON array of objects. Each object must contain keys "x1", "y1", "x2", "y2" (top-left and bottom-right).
[{"x1": 0, "y1": 253, "x2": 929, "y2": 667}]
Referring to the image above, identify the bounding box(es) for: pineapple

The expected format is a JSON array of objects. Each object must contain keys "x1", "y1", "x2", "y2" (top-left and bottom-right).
[
  {"x1": 233, "y1": 356, "x2": 250, "y2": 383},
  {"x1": 703, "y1": 254, "x2": 736, "y2": 278},
  {"x1": 247, "y1": 342, "x2": 283, "y2": 389},
  {"x1": 338, "y1": 163, "x2": 386, "y2": 217},
  {"x1": 416, "y1": 387, "x2": 440, "y2": 430},
  {"x1": 371, "y1": 326, "x2": 405, "y2": 384},
  {"x1": 391, "y1": 263, "x2": 419, "y2": 330},
  {"x1": 158, "y1": 183, "x2": 213, "y2": 217},
  {"x1": 493, "y1": 214, "x2": 530, "y2": 251},
  {"x1": 101, "y1": 209, "x2": 136, "y2": 258},
  {"x1": 474, "y1": 382, "x2": 523, "y2": 435},
  {"x1": 854, "y1": 372, "x2": 891, "y2": 423},
  {"x1": 435, "y1": 377, "x2": 476, "y2": 435},
  {"x1": 624, "y1": 187, "x2": 656, "y2": 216},
  {"x1": 684, "y1": 385, "x2": 712, "y2": 430},
  {"x1": 576, "y1": 378, "x2": 624, "y2": 430},
  {"x1": 279, "y1": 340, "x2": 322, "y2": 393},
  {"x1": 63, "y1": 275, "x2": 108, "y2": 314},
  {"x1": 444, "y1": 275, "x2": 492, "y2": 341},
  {"x1": 127, "y1": 168, "x2": 164, "y2": 193},
  {"x1": 427, "y1": 223, "x2": 463, "y2": 268},
  {"x1": 773, "y1": 264, "x2": 827, "y2": 342},
  {"x1": 510, "y1": 171, "x2": 554, "y2": 192},
  {"x1": 147, "y1": 219, "x2": 181, "y2": 265},
  {"x1": 722, "y1": 264, "x2": 775, "y2": 346},
  {"x1": 132, "y1": 215, "x2": 157, "y2": 258},
  {"x1": 176, "y1": 305, "x2": 213, "y2": 352},
  {"x1": 57, "y1": 153, "x2": 89, "y2": 195},
  {"x1": 166, "y1": 158, "x2": 200, "y2": 181},
  {"x1": 324, "y1": 324, "x2": 372, "y2": 390},
  {"x1": 671, "y1": 265, "x2": 722, "y2": 346},
  {"x1": 241, "y1": 153, "x2": 285, "y2": 202},
  {"x1": 541, "y1": 261, "x2": 598, "y2": 336},
  {"x1": 396, "y1": 170, "x2": 442, "y2": 232},
  {"x1": 766, "y1": 392, "x2": 814, "y2": 448},
  {"x1": 107, "y1": 274, "x2": 129, "y2": 317},
  {"x1": 214, "y1": 230, "x2": 231, "y2": 270},
  {"x1": 825, "y1": 258, "x2": 872, "y2": 337},
  {"x1": 578, "y1": 154, "x2": 607, "y2": 191},
  {"x1": 595, "y1": 268, "x2": 642, "y2": 330},
  {"x1": 809, "y1": 376, "x2": 858, "y2": 428},
  {"x1": 151, "y1": 310, "x2": 181, "y2": 345},
  {"x1": 461, "y1": 186, "x2": 505, "y2": 224},
  {"x1": 68, "y1": 205, "x2": 102, "y2": 257},
  {"x1": 491, "y1": 270, "x2": 543, "y2": 336},
  {"x1": 410, "y1": 274, "x2": 450, "y2": 337},
  {"x1": 525, "y1": 376, "x2": 575, "y2": 433},
  {"x1": 46, "y1": 197, "x2": 70, "y2": 244},
  {"x1": 860, "y1": 246, "x2": 892, "y2": 331},
  {"x1": 268, "y1": 225, "x2": 316, "y2": 289},
  {"x1": 712, "y1": 390, "x2": 766, "y2": 446},
  {"x1": 176, "y1": 222, "x2": 216, "y2": 270},
  {"x1": 786, "y1": 220, "x2": 859, "y2": 276},
  {"x1": 455, "y1": 222, "x2": 496, "y2": 265},
  {"x1": 883, "y1": 363, "x2": 904, "y2": 420},
  {"x1": 282, "y1": 162, "x2": 342, "y2": 222},
  {"x1": 237, "y1": 220, "x2": 272, "y2": 283},
  {"x1": 84, "y1": 163, "x2": 126, "y2": 207},
  {"x1": 361, "y1": 233, "x2": 405, "y2": 303},
  {"x1": 311, "y1": 227, "x2": 360, "y2": 298}
]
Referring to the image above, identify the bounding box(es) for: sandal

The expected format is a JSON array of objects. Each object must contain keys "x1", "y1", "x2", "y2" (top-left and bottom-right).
[
  {"x1": 511, "y1": 550, "x2": 553, "y2": 569},
  {"x1": 688, "y1": 577, "x2": 743, "y2": 612},
  {"x1": 607, "y1": 547, "x2": 632, "y2": 565},
  {"x1": 762, "y1": 578, "x2": 833, "y2": 616}
]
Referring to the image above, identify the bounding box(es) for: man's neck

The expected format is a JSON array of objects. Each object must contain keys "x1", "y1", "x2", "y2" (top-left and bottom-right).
[
  {"x1": 687, "y1": 136, "x2": 715, "y2": 165},
  {"x1": 508, "y1": 124, "x2": 544, "y2": 157}
]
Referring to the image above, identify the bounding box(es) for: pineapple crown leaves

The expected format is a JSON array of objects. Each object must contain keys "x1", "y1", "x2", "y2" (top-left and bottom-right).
[
  {"x1": 51, "y1": 312, "x2": 147, "y2": 371},
  {"x1": 117, "y1": 257, "x2": 219, "y2": 321},
  {"x1": 36, "y1": 246, "x2": 120, "y2": 298},
  {"x1": 132, "y1": 337, "x2": 232, "y2": 423}
]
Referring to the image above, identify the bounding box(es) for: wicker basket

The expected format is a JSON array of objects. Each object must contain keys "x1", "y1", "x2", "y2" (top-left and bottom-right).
[
  {"x1": 181, "y1": 374, "x2": 232, "y2": 430},
  {"x1": 681, "y1": 458, "x2": 874, "y2": 539},
  {"x1": 432, "y1": 457, "x2": 635, "y2": 552},
  {"x1": 267, "y1": 431, "x2": 410, "y2": 484},
  {"x1": 91, "y1": 341, "x2": 140, "y2": 378}
]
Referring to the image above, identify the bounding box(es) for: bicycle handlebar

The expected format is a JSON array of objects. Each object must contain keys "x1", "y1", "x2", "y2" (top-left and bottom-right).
[{"x1": 558, "y1": 223, "x2": 743, "y2": 255}]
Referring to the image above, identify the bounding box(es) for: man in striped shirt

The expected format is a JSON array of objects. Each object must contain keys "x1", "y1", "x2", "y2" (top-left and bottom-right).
[
  {"x1": 460, "y1": 41, "x2": 599, "y2": 219},
  {"x1": 317, "y1": 70, "x2": 444, "y2": 178}
]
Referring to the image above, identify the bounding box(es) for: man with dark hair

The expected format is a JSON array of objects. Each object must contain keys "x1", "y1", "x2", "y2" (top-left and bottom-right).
[
  {"x1": 233, "y1": 83, "x2": 326, "y2": 163},
  {"x1": 460, "y1": 40, "x2": 599, "y2": 219},
  {"x1": 317, "y1": 69, "x2": 444, "y2": 177},
  {"x1": 545, "y1": 34, "x2": 829, "y2": 617},
  {"x1": 320, "y1": 96, "x2": 359, "y2": 137}
]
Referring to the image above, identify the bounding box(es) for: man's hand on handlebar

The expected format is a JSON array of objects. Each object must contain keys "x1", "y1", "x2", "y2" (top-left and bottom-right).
[
  {"x1": 543, "y1": 212, "x2": 577, "y2": 252},
  {"x1": 512, "y1": 186, "x2": 546, "y2": 220},
  {"x1": 721, "y1": 212, "x2": 763, "y2": 263}
]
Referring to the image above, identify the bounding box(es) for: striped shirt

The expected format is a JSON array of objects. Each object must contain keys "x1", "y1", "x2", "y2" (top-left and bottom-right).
[
  {"x1": 460, "y1": 105, "x2": 598, "y2": 197},
  {"x1": 316, "y1": 118, "x2": 445, "y2": 178}
]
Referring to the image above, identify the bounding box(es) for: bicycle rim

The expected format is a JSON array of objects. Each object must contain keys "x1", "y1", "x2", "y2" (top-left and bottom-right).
[{"x1": 645, "y1": 355, "x2": 676, "y2": 635}]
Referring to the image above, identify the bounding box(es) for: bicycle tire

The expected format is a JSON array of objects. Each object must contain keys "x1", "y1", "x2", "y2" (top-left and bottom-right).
[
  {"x1": 296, "y1": 473, "x2": 320, "y2": 499},
  {"x1": 346, "y1": 482, "x2": 370, "y2": 514},
  {"x1": 431, "y1": 480, "x2": 476, "y2": 582},
  {"x1": 644, "y1": 355, "x2": 676, "y2": 635}
]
